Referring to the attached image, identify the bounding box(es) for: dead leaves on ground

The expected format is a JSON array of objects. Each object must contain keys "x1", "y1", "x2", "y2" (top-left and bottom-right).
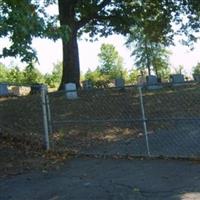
[{"x1": 0, "y1": 136, "x2": 73, "y2": 177}]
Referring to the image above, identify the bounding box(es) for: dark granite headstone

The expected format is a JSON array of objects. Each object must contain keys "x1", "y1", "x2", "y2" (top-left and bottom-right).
[
  {"x1": 170, "y1": 74, "x2": 185, "y2": 86},
  {"x1": 146, "y1": 75, "x2": 162, "y2": 90},
  {"x1": 82, "y1": 80, "x2": 93, "y2": 90},
  {"x1": 30, "y1": 84, "x2": 43, "y2": 94},
  {"x1": 0, "y1": 83, "x2": 8, "y2": 96},
  {"x1": 193, "y1": 74, "x2": 200, "y2": 82},
  {"x1": 146, "y1": 75, "x2": 158, "y2": 85},
  {"x1": 115, "y1": 78, "x2": 125, "y2": 89}
]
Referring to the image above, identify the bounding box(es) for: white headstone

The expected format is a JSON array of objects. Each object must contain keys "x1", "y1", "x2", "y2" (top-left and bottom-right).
[
  {"x1": 64, "y1": 83, "x2": 78, "y2": 99},
  {"x1": 0, "y1": 83, "x2": 8, "y2": 96}
]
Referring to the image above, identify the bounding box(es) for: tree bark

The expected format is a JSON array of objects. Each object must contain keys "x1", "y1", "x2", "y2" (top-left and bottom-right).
[
  {"x1": 60, "y1": 30, "x2": 80, "y2": 89},
  {"x1": 58, "y1": 0, "x2": 80, "y2": 89},
  {"x1": 144, "y1": 40, "x2": 151, "y2": 76}
]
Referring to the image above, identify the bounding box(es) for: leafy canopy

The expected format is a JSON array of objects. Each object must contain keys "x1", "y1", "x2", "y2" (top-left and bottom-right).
[
  {"x1": 193, "y1": 63, "x2": 200, "y2": 75},
  {"x1": 0, "y1": 0, "x2": 69, "y2": 63},
  {"x1": 1, "y1": 0, "x2": 200, "y2": 66},
  {"x1": 0, "y1": 62, "x2": 62, "y2": 87},
  {"x1": 98, "y1": 43, "x2": 125, "y2": 80},
  {"x1": 126, "y1": 26, "x2": 171, "y2": 78}
]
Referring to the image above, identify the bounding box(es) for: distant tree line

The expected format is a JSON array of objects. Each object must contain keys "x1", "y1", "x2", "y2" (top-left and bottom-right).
[
  {"x1": 1, "y1": 44, "x2": 199, "y2": 89},
  {"x1": 84, "y1": 43, "x2": 171, "y2": 88},
  {"x1": 0, "y1": 62, "x2": 62, "y2": 88}
]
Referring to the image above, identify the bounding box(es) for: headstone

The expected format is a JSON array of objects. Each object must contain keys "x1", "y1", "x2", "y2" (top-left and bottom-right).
[
  {"x1": 146, "y1": 75, "x2": 158, "y2": 85},
  {"x1": 11, "y1": 86, "x2": 31, "y2": 96},
  {"x1": 115, "y1": 78, "x2": 125, "y2": 89},
  {"x1": 30, "y1": 84, "x2": 43, "y2": 94},
  {"x1": 170, "y1": 74, "x2": 185, "y2": 86},
  {"x1": 0, "y1": 83, "x2": 8, "y2": 96},
  {"x1": 137, "y1": 76, "x2": 146, "y2": 86},
  {"x1": 193, "y1": 74, "x2": 200, "y2": 82},
  {"x1": 146, "y1": 75, "x2": 162, "y2": 90},
  {"x1": 82, "y1": 80, "x2": 93, "y2": 90},
  {"x1": 64, "y1": 83, "x2": 78, "y2": 100}
]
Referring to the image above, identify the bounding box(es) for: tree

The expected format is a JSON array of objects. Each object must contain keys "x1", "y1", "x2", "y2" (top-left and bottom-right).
[
  {"x1": 0, "y1": 0, "x2": 69, "y2": 63},
  {"x1": 193, "y1": 63, "x2": 200, "y2": 75},
  {"x1": 7, "y1": 66, "x2": 24, "y2": 83},
  {"x1": 0, "y1": 63, "x2": 8, "y2": 82},
  {"x1": 23, "y1": 65, "x2": 44, "y2": 84},
  {"x1": 174, "y1": 65, "x2": 184, "y2": 74},
  {"x1": 127, "y1": 68, "x2": 140, "y2": 84},
  {"x1": 0, "y1": 62, "x2": 45, "y2": 84},
  {"x1": 44, "y1": 61, "x2": 62, "y2": 88},
  {"x1": 84, "y1": 68, "x2": 101, "y2": 87},
  {"x1": 85, "y1": 68, "x2": 100, "y2": 82},
  {"x1": 98, "y1": 43, "x2": 124, "y2": 80},
  {"x1": 1, "y1": 1, "x2": 200, "y2": 88},
  {"x1": 126, "y1": 24, "x2": 171, "y2": 79},
  {"x1": 84, "y1": 44, "x2": 127, "y2": 88},
  {"x1": 151, "y1": 47, "x2": 171, "y2": 80}
]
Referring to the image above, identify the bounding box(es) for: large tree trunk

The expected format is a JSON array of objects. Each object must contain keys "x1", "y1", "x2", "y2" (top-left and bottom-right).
[
  {"x1": 60, "y1": 30, "x2": 80, "y2": 89},
  {"x1": 144, "y1": 39, "x2": 151, "y2": 76},
  {"x1": 58, "y1": 0, "x2": 80, "y2": 89}
]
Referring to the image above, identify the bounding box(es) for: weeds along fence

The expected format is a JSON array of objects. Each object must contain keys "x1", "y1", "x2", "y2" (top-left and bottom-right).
[
  {"x1": 1, "y1": 83, "x2": 200, "y2": 158},
  {"x1": 47, "y1": 83, "x2": 200, "y2": 159}
]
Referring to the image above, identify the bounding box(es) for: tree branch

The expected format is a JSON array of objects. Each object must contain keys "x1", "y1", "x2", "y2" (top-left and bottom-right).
[
  {"x1": 98, "y1": 0, "x2": 113, "y2": 10},
  {"x1": 76, "y1": 0, "x2": 112, "y2": 29}
]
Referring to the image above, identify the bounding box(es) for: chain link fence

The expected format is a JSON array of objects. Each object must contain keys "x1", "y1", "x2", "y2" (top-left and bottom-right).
[
  {"x1": 48, "y1": 87, "x2": 147, "y2": 155},
  {"x1": 47, "y1": 83, "x2": 200, "y2": 159},
  {"x1": 1, "y1": 83, "x2": 200, "y2": 159},
  {"x1": 142, "y1": 84, "x2": 200, "y2": 158},
  {"x1": 0, "y1": 84, "x2": 46, "y2": 151}
]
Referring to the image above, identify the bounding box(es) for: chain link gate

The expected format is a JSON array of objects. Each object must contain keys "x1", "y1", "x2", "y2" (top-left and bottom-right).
[{"x1": 46, "y1": 84, "x2": 200, "y2": 159}]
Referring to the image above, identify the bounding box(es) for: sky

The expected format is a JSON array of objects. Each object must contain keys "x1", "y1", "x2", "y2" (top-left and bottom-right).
[
  {"x1": 1, "y1": 34, "x2": 200, "y2": 77},
  {"x1": 1, "y1": 3, "x2": 200, "y2": 77}
]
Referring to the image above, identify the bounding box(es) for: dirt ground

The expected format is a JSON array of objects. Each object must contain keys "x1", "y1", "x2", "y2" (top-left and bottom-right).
[
  {"x1": 0, "y1": 136, "x2": 72, "y2": 178},
  {"x1": 1, "y1": 157, "x2": 200, "y2": 200}
]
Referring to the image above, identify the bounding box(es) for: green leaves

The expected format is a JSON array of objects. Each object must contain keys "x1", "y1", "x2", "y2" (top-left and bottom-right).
[
  {"x1": 193, "y1": 63, "x2": 200, "y2": 75},
  {"x1": 98, "y1": 43, "x2": 125, "y2": 80},
  {"x1": 0, "y1": 62, "x2": 45, "y2": 84},
  {"x1": 126, "y1": 23, "x2": 171, "y2": 78},
  {"x1": 0, "y1": 0, "x2": 70, "y2": 63}
]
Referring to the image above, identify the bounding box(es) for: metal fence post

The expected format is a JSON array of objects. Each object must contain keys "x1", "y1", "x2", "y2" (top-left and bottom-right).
[
  {"x1": 45, "y1": 93, "x2": 53, "y2": 134},
  {"x1": 138, "y1": 86, "x2": 150, "y2": 156},
  {"x1": 41, "y1": 85, "x2": 50, "y2": 150}
]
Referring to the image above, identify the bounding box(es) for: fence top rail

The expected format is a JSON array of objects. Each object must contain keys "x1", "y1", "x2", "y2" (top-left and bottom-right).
[{"x1": 52, "y1": 117, "x2": 200, "y2": 125}]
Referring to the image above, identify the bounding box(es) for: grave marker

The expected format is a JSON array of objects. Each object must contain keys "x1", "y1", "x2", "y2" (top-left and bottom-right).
[
  {"x1": 115, "y1": 78, "x2": 125, "y2": 89},
  {"x1": 65, "y1": 83, "x2": 78, "y2": 99},
  {"x1": 170, "y1": 74, "x2": 185, "y2": 86},
  {"x1": 193, "y1": 74, "x2": 200, "y2": 82},
  {"x1": 0, "y1": 83, "x2": 8, "y2": 96},
  {"x1": 146, "y1": 75, "x2": 162, "y2": 90},
  {"x1": 82, "y1": 80, "x2": 93, "y2": 90}
]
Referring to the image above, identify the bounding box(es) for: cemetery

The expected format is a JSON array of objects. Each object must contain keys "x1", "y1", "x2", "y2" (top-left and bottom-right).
[
  {"x1": 0, "y1": 72, "x2": 199, "y2": 99},
  {"x1": 1, "y1": 1, "x2": 200, "y2": 199}
]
